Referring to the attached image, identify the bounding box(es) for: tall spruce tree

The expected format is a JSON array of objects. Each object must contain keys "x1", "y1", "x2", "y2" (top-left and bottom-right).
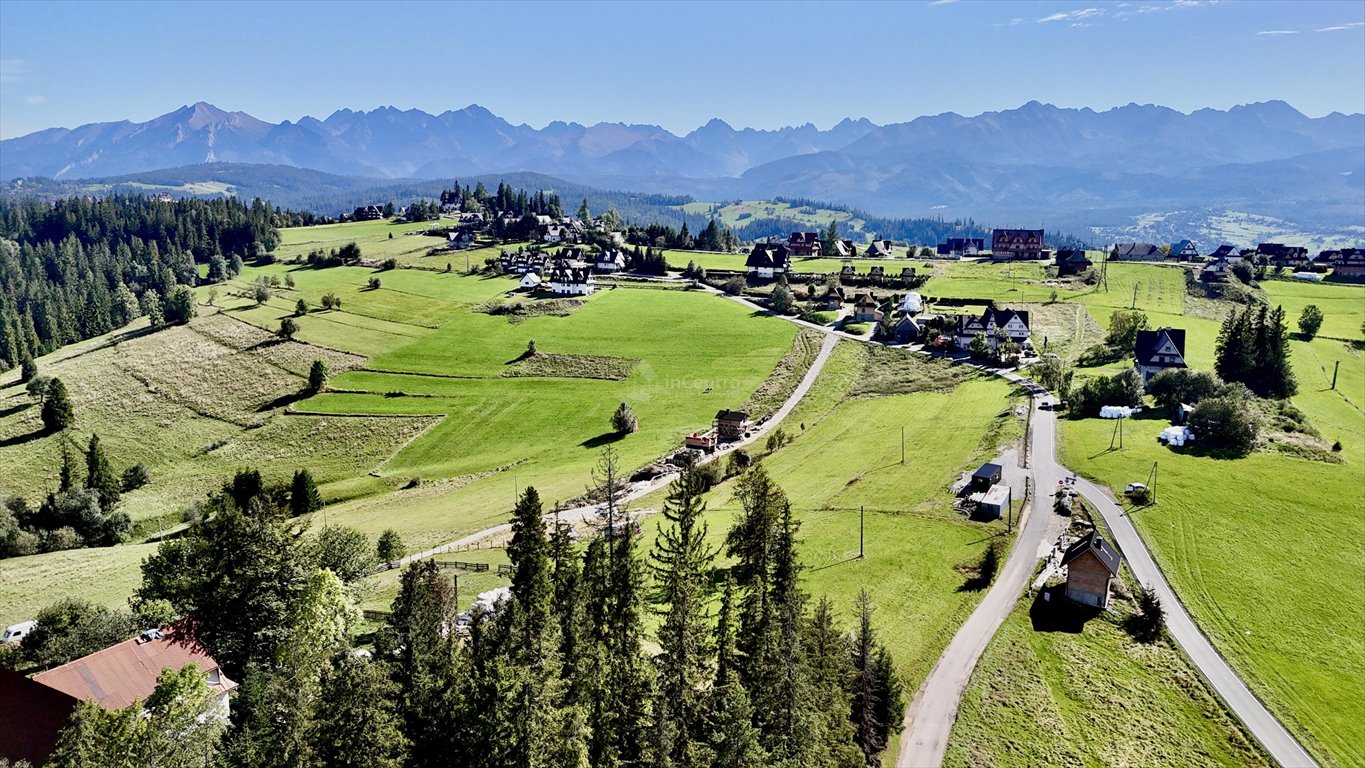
[
  {"x1": 648, "y1": 467, "x2": 719, "y2": 767},
  {"x1": 289, "y1": 469, "x2": 322, "y2": 517},
  {"x1": 849, "y1": 590, "x2": 902, "y2": 765},
  {"x1": 84, "y1": 433, "x2": 120, "y2": 509}
]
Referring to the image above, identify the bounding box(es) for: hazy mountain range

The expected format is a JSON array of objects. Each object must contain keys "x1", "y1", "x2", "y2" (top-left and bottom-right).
[{"x1": 2, "y1": 100, "x2": 1362, "y2": 235}]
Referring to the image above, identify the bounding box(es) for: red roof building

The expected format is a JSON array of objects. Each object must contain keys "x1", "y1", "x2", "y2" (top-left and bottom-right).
[{"x1": 33, "y1": 627, "x2": 237, "y2": 711}]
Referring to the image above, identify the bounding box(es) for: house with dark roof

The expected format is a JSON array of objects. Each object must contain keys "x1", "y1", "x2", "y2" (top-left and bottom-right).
[
  {"x1": 955, "y1": 308, "x2": 1031, "y2": 352},
  {"x1": 1200, "y1": 255, "x2": 1235, "y2": 283},
  {"x1": 1327, "y1": 247, "x2": 1365, "y2": 279},
  {"x1": 33, "y1": 626, "x2": 237, "y2": 719},
  {"x1": 1055, "y1": 248, "x2": 1093, "y2": 276},
  {"x1": 971, "y1": 462, "x2": 1003, "y2": 491},
  {"x1": 1171, "y1": 239, "x2": 1201, "y2": 261},
  {"x1": 745, "y1": 243, "x2": 791, "y2": 280},
  {"x1": 832, "y1": 239, "x2": 859, "y2": 258},
  {"x1": 547, "y1": 265, "x2": 596, "y2": 295},
  {"x1": 865, "y1": 240, "x2": 895, "y2": 258},
  {"x1": 936, "y1": 237, "x2": 985, "y2": 258},
  {"x1": 851, "y1": 293, "x2": 882, "y2": 323},
  {"x1": 868, "y1": 265, "x2": 886, "y2": 281},
  {"x1": 1255, "y1": 243, "x2": 1311, "y2": 271},
  {"x1": 991, "y1": 229, "x2": 1046, "y2": 261},
  {"x1": 1062, "y1": 530, "x2": 1122, "y2": 608},
  {"x1": 714, "y1": 410, "x2": 751, "y2": 441},
  {"x1": 892, "y1": 314, "x2": 922, "y2": 344},
  {"x1": 900, "y1": 266, "x2": 917, "y2": 281},
  {"x1": 0, "y1": 666, "x2": 79, "y2": 767},
  {"x1": 1206, "y1": 244, "x2": 1242, "y2": 261},
  {"x1": 594, "y1": 249, "x2": 626, "y2": 273},
  {"x1": 1134, "y1": 327, "x2": 1187, "y2": 386},
  {"x1": 787, "y1": 231, "x2": 822, "y2": 257},
  {"x1": 1112, "y1": 243, "x2": 1164, "y2": 261}
]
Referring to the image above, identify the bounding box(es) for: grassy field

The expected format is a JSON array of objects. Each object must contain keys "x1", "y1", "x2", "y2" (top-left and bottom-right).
[
  {"x1": 677, "y1": 200, "x2": 870, "y2": 236},
  {"x1": 1057, "y1": 267, "x2": 1365, "y2": 766},
  {"x1": 946, "y1": 573, "x2": 1271, "y2": 768}
]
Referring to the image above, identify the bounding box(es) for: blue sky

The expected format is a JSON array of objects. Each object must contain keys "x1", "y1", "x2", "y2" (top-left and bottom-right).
[{"x1": 1, "y1": 0, "x2": 1362, "y2": 138}]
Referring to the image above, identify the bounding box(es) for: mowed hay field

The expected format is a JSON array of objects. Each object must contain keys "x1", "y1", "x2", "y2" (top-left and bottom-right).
[
  {"x1": 1057, "y1": 268, "x2": 1365, "y2": 766},
  {"x1": 946, "y1": 577, "x2": 1271, "y2": 768}
]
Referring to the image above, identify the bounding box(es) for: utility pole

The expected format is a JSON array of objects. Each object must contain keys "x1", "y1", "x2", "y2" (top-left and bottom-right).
[
  {"x1": 1332, "y1": 360, "x2": 1340, "y2": 390},
  {"x1": 1131, "y1": 281, "x2": 1140, "y2": 309},
  {"x1": 900, "y1": 426, "x2": 905, "y2": 465},
  {"x1": 859, "y1": 505, "x2": 865, "y2": 559}
]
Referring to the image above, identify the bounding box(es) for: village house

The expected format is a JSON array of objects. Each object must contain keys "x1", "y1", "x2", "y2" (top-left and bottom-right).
[
  {"x1": 33, "y1": 627, "x2": 237, "y2": 720},
  {"x1": 548, "y1": 265, "x2": 596, "y2": 296},
  {"x1": 714, "y1": 409, "x2": 751, "y2": 441},
  {"x1": 892, "y1": 314, "x2": 922, "y2": 344},
  {"x1": 832, "y1": 239, "x2": 859, "y2": 258},
  {"x1": 868, "y1": 265, "x2": 886, "y2": 282},
  {"x1": 1255, "y1": 243, "x2": 1311, "y2": 271},
  {"x1": 1200, "y1": 255, "x2": 1235, "y2": 283},
  {"x1": 1170, "y1": 239, "x2": 1201, "y2": 261},
  {"x1": 1112, "y1": 242, "x2": 1164, "y2": 261},
  {"x1": 594, "y1": 249, "x2": 626, "y2": 273},
  {"x1": 1134, "y1": 327, "x2": 1187, "y2": 386},
  {"x1": 955, "y1": 307, "x2": 1031, "y2": 352},
  {"x1": 0, "y1": 667, "x2": 80, "y2": 766},
  {"x1": 746, "y1": 243, "x2": 791, "y2": 280},
  {"x1": 352, "y1": 204, "x2": 385, "y2": 221},
  {"x1": 936, "y1": 237, "x2": 985, "y2": 258},
  {"x1": 543, "y1": 225, "x2": 566, "y2": 244},
  {"x1": 991, "y1": 229, "x2": 1046, "y2": 261},
  {"x1": 1325, "y1": 247, "x2": 1365, "y2": 279},
  {"x1": 840, "y1": 264, "x2": 857, "y2": 280},
  {"x1": 822, "y1": 285, "x2": 847, "y2": 311},
  {"x1": 787, "y1": 231, "x2": 822, "y2": 257},
  {"x1": 519, "y1": 272, "x2": 543, "y2": 290},
  {"x1": 900, "y1": 267, "x2": 917, "y2": 282},
  {"x1": 865, "y1": 240, "x2": 895, "y2": 258},
  {"x1": 1055, "y1": 248, "x2": 1093, "y2": 276},
  {"x1": 1062, "y1": 530, "x2": 1122, "y2": 609},
  {"x1": 851, "y1": 293, "x2": 882, "y2": 323},
  {"x1": 1206, "y1": 244, "x2": 1242, "y2": 262}
]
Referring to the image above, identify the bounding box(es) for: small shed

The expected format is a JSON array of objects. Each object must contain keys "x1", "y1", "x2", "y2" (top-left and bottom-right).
[
  {"x1": 714, "y1": 409, "x2": 751, "y2": 441},
  {"x1": 979, "y1": 483, "x2": 1011, "y2": 519},
  {"x1": 971, "y1": 462, "x2": 1003, "y2": 492},
  {"x1": 519, "y1": 273, "x2": 542, "y2": 290},
  {"x1": 1061, "y1": 530, "x2": 1122, "y2": 608}
]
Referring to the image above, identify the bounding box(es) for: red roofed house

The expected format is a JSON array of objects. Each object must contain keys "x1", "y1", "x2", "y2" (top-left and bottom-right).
[
  {"x1": 33, "y1": 626, "x2": 237, "y2": 721},
  {"x1": 0, "y1": 666, "x2": 79, "y2": 766}
]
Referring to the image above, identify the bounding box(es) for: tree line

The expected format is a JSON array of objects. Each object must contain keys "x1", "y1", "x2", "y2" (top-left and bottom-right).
[
  {"x1": 38, "y1": 453, "x2": 904, "y2": 767},
  {"x1": 0, "y1": 195, "x2": 287, "y2": 371}
]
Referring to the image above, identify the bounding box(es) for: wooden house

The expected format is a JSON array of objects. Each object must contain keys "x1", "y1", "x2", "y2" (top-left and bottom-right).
[
  {"x1": 851, "y1": 293, "x2": 882, "y2": 323},
  {"x1": 1206, "y1": 244, "x2": 1241, "y2": 261},
  {"x1": 1329, "y1": 248, "x2": 1365, "y2": 279},
  {"x1": 822, "y1": 285, "x2": 847, "y2": 311},
  {"x1": 1200, "y1": 256, "x2": 1234, "y2": 283},
  {"x1": 868, "y1": 265, "x2": 886, "y2": 281},
  {"x1": 840, "y1": 264, "x2": 857, "y2": 279},
  {"x1": 833, "y1": 239, "x2": 859, "y2": 258},
  {"x1": 1256, "y1": 243, "x2": 1311, "y2": 271},
  {"x1": 787, "y1": 231, "x2": 822, "y2": 257},
  {"x1": 1112, "y1": 243, "x2": 1163, "y2": 261},
  {"x1": 892, "y1": 315, "x2": 922, "y2": 344},
  {"x1": 865, "y1": 240, "x2": 895, "y2": 258},
  {"x1": 714, "y1": 409, "x2": 751, "y2": 441},
  {"x1": 991, "y1": 229, "x2": 1045, "y2": 260},
  {"x1": 1062, "y1": 530, "x2": 1122, "y2": 609},
  {"x1": 1055, "y1": 248, "x2": 1093, "y2": 276},
  {"x1": 1171, "y1": 239, "x2": 1201, "y2": 261},
  {"x1": 594, "y1": 249, "x2": 626, "y2": 273},
  {"x1": 1134, "y1": 327, "x2": 1187, "y2": 386},
  {"x1": 936, "y1": 237, "x2": 984, "y2": 258},
  {"x1": 900, "y1": 267, "x2": 917, "y2": 281},
  {"x1": 746, "y1": 243, "x2": 791, "y2": 280},
  {"x1": 955, "y1": 308, "x2": 1030, "y2": 352}
]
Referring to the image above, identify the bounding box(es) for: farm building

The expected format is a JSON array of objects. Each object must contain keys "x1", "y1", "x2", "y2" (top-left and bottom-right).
[
  {"x1": 1171, "y1": 239, "x2": 1201, "y2": 261},
  {"x1": 34, "y1": 626, "x2": 237, "y2": 720},
  {"x1": 746, "y1": 243, "x2": 791, "y2": 280},
  {"x1": 971, "y1": 462, "x2": 1003, "y2": 492},
  {"x1": 787, "y1": 231, "x2": 822, "y2": 257},
  {"x1": 979, "y1": 483, "x2": 1011, "y2": 520},
  {"x1": 1134, "y1": 327, "x2": 1187, "y2": 386},
  {"x1": 1112, "y1": 243, "x2": 1163, "y2": 261},
  {"x1": 955, "y1": 308, "x2": 1031, "y2": 352},
  {"x1": 548, "y1": 265, "x2": 596, "y2": 295},
  {"x1": 936, "y1": 237, "x2": 985, "y2": 258},
  {"x1": 1055, "y1": 248, "x2": 1092, "y2": 276},
  {"x1": 865, "y1": 240, "x2": 895, "y2": 258},
  {"x1": 991, "y1": 229, "x2": 1046, "y2": 261},
  {"x1": 714, "y1": 409, "x2": 751, "y2": 440},
  {"x1": 1061, "y1": 530, "x2": 1122, "y2": 609}
]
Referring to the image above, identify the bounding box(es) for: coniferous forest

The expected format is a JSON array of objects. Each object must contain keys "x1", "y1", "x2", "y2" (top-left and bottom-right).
[
  {"x1": 61, "y1": 460, "x2": 903, "y2": 768},
  {"x1": 0, "y1": 195, "x2": 283, "y2": 371}
]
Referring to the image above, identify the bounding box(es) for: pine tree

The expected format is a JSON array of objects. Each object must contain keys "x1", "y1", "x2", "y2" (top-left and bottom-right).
[
  {"x1": 725, "y1": 465, "x2": 785, "y2": 689},
  {"x1": 41, "y1": 377, "x2": 75, "y2": 432},
  {"x1": 849, "y1": 590, "x2": 901, "y2": 765},
  {"x1": 59, "y1": 442, "x2": 79, "y2": 491},
  {"x1": 649, "y1": 467, "x2": 719, "y2": 766},
  {"x1": 309, "y1": 656, "x2": 409, "y2": 768},
  {"x1": 289, "y1": 469, "x2": 323, "y2": 517},
  {"x1": 709, "y1": 681, "x2": 768, "y2": 768},
  {"x1": 612, "y1": 401, "x2": 639, "y2": 434},
  {"x1": 84, "y1": 433, "x2": 120, "y2": 508},
  {"x1": 714, "y1": 575, "x2": 740, "y2": 688}
]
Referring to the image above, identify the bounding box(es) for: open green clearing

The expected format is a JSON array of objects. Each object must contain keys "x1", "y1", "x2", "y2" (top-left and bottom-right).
[
  {"x1": 677, "y1": 200, "x2": 871, "y2": 236},
  {"x1": 946, "y1": 574, "x2": 1271, "y2": 768}
]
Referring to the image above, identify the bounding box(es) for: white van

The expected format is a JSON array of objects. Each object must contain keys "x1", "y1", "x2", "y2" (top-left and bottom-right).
[{"x1": 2, "y1": 620, "x2": 37, "y2": 644}]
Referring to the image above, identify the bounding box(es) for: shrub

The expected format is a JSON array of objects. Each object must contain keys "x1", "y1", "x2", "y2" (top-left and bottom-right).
[
  {"x1": 278, "y1": 317, "x2": 299, "y2": 340},
  {"x1": 313, "y1": 525, "x2": 376, "y2": 583},
  {"x1": 1297, "y1": 304, "x2": 1324, "y2": 339},
  {"x1": 121, "y1": 464, "x2": 152, "y2": 492},
  {"x1": 611, "y1": 402, "x2": 639, "y2": 434},
  {"x1": 367, "y1": 277, "x2": 382, "y2": 290},
  {"x1": 1146, "y1": 368, "x2": 1222, "y2": 410},
  {"x1": 1068, "y1": 369, "x2": 1144, "y2": 417},
  {"x1": 295, "y1": 298, "x2": 309, "y2": 316},
  {"x1": 723, "y1": 276, "x2": 746, "y2": 296},
  {"x1": 1189, "y1": 394, "x2": 1259, "y2": 454},
  {"x1": 770, "y1": 284, "x2": 796, "y2": 314},
  {"x1": 1104, "y1": 310, "x2": 1150, "y2": 352},
  {"x1": 41, "y1": 526, "x2": 85, "y2": 552},
  {"x1": 377, "y1": 528, "x2": 406, "y2": 563},
  {"x1": 1125, "y1": 583, "x2": 1165, "y2": 643},
  {"x1": 22, "y1": 598, "x2": 137, "y2": 668},
  {"x1": 308, "y1": 360, "x2": 328, "y2": 393}
]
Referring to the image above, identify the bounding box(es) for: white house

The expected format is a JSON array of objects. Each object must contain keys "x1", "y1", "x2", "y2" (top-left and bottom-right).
[
  {"x1": 956, "y1": 308, "x2": 1030, "y2": 352},
  {"x1": 594, "y1": 249, "x2": 626, "y2": 273},
  {"x1": 543, "y1": 225, "x2": 564, "y2": 244},
  {"x1": 1134, "y1": 327, "x2": 1187, "y2": 386},
  {"x1": 548, "y1": 265, "x2": 596, "y2": 296},
  {"x1": 519, "y1": 272, "x2": 543, "y2": 290},
  {"x1": 745, "y1": 243, "x2": 791, "y2": 280}
]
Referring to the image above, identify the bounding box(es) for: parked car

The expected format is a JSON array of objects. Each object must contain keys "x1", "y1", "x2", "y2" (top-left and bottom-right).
[{"x1": 2, "y1": 620, "x2": 37, "y2": 644}]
